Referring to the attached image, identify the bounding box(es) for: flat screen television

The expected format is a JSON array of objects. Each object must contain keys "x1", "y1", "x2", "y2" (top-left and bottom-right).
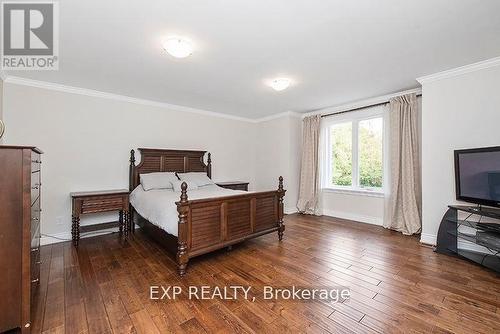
[{"x1": 455, "y1": 146, "x2": 500, "y2": 208}]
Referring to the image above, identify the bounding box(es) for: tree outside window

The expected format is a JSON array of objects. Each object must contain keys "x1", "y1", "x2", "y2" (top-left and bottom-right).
[{"x1": 328, "y1": 116, "x2": 384, "y2": 191}]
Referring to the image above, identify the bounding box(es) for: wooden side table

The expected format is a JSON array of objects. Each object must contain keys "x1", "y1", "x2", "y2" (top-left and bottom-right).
[
  {"x1": 216, "y1": 181, "x2": 249, "y2": 191},
  {"x1": 71, "y1": 189, "x2": 130, "y2": 246}
]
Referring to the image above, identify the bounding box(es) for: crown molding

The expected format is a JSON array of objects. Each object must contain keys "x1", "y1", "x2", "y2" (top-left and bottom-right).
[
  {"x1": 2, "y1": 75, "x2": 270, "y2": 123},
  {"x1": 302, "y1": 87, "x2": 422, "y2": 118},
  {"x1": 417, "y1": 56, "x2": 500, "y2": 84},
  {"x1": 254, "y1": 110, "x2": 302, "y2": 123},
  {"x1": 2, "y1": 75, "x2": 303, "y2": 123}
]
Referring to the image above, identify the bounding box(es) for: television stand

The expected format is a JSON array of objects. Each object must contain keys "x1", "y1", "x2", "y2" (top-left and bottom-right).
[
  {"x1": 453, "y1": 204, "x2": 500, "y2": 219},
  {"x1": 436, "y1": 205, "x2": 500, "y2": 273}
]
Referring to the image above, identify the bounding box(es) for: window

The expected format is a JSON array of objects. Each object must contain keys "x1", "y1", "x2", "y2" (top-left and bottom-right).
[
  {"x1": 358, "y1": 117, "x2": 383, "y2": 188},
  {"x1": 330, "y1": 122, "x2": 352, "y2": 186},
  {"x1": 323, "y1": 108, "x2": 385, "y2": 193}
]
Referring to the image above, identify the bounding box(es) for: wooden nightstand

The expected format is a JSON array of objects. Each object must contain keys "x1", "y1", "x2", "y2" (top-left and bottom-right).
[
  {"x1": 71, "y1": 189, "x2": 130, "y2": 246},
  {"x1": 216, "y1": 181, "x2": 249, "y2": 191}
]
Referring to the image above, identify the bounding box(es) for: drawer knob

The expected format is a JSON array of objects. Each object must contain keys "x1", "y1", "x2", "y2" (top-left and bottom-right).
[
  {"x1": 25, "y1": 323, "x2": 31, "y2": 328},
  {"x1": 32, "y1": 217, "x2": 39, "y2": 221},
  {"x1": 31, "y1": 278, "x2": 39, "y2": 283}
]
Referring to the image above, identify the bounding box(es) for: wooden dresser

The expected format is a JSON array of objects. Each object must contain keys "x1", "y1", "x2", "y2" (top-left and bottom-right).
[{"x1": 0, "y1": 146, "x2": 43, "y2": 333}]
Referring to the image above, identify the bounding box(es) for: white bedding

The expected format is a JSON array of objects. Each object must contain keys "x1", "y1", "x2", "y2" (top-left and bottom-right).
[{"x1": 130, "y1": 184, "x2": 247, "y2": 236}]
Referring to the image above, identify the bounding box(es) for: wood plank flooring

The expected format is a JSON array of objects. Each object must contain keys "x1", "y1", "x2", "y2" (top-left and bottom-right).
[{"x1": 31, "y1": 214, "x2": 500, "y2": 333}]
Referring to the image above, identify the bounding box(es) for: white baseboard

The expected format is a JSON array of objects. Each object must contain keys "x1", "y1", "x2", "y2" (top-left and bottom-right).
[
  {"x1": 321, "y1": 209, "x2": 383, "y2": 226},
  {"x1": 284, "y1": 206, "x2": 298, "y2": 215},
  {"x1": 40, "y1": 232, "x2": 72, "y2": 246},
  {"x1": 420, "y1": 233, "x2": 437, "y2": 246},
  {"x1": 40, "y1": 227, "x2": 119, "y2": 246}
]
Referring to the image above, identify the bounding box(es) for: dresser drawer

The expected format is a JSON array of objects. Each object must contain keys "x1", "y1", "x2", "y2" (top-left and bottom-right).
[
  {"x1": 31, "y1": 245, "x2": 40, "y2": 282},
  {"x1": 31, "y1": 222, "x2": 41, "y2": 241},
  {"x1": 31, "y1": 279, "x2": 40, "y2": 303},
  {"x1": 31, "y1": 197, "x2": 41, "y2": 230},
  {"x1": 31, "y1": 170, "x2": 40, "y2": 189},
  {"x1": 80, "y1": 196, "x2": 125, "y2": 214},
  {"x1": 31, "y1": 225, "x2": 41, "y2": 250},
  {"x1": 31, "y1": 195, "x2": 41, "y2": 216},
  {"x1": 31, "y1": 182, "x2": 40, "y2": 206},
  {"x1": 31, "y1": 260, "x2": 40, "y2": 302},
  {"x1": 31, "y1": 224, "x2": 40, "y2": 250},
  {"x1": 31, "y1": 230, "x2": 41, "y2": 297},
  {"x1": 31, "y1": 154, "x2": 41, "y2": 172}
]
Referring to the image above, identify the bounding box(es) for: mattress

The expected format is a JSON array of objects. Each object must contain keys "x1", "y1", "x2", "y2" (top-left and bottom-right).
[{"x1": 130, "y1": 184, "x2": 247, "y2": 236}]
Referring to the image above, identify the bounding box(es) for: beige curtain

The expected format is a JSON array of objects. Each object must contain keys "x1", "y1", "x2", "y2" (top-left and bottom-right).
[
  {"x1": 384, "y1": 93, "x2": 422, "y2": 235},
  {"x1": 297, "y1": 115, "x2": 321, "y2": 214}
]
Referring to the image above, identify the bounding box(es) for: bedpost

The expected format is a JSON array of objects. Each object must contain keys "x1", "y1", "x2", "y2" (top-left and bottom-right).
[
  {"x1": 129, "y1": 150, "x2": 136, "y2": 233},
  {"x1": 129, "y1": 150, "x2": 136, "y2": 191},
  {"x1": 277, "y1": 176, "x2": 286, "y2": 241},
  {"x1": 207, "y1": 152, "x2": 212, "y2": 178},
  {"x1": 176, "y1": 182, "x2": 189, "y2": 276}
]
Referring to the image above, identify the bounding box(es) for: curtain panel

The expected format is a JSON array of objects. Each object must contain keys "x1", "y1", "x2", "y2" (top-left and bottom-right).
[
  {"x1": 384, "y1": 93, "x2": 422, "y2": 235},
  {"x1": 297, "y1": 115, "x2": 321, "y2": 214}
]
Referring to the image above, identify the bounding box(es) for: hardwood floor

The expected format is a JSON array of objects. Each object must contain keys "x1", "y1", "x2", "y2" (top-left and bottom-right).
[{"x1": 31, "y1": 214, "x2": 500, "y2": 334}]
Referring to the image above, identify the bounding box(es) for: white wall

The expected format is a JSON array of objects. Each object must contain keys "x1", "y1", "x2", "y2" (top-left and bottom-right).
[
  {"x1": 288, "y1": 115, "x2": 302, "y2": 212},
  {"x1": 3, "y1": 83, "x2": 263, "y2": 243},
  {"x1": 255, "y1": 113, "x2": 302, "y2": 213},
  {"x1": 420, "y1": 62, "x2": 500, "y2": 244},
  {"x1": 321, "y1": 192, "x2": 384, "y2": 225}
]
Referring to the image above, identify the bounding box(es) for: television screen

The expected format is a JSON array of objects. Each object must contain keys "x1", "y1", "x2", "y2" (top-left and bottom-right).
[{"x1": 456, "y1": 147, "x2": 500, "y2": 207}]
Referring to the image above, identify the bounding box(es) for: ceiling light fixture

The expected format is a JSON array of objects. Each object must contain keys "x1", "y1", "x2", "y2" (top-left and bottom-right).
[
  {"x1": 162, "y1": 37, "x2": 193, "y2": 58},
  {"x1": 269, "y1": 78, "x2": 291, "y2": 91}
]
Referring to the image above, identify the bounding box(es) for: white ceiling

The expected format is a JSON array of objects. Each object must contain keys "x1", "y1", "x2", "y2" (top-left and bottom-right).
[{"x1": 5, "y1": 0, "x2": 500, "y2": 119}]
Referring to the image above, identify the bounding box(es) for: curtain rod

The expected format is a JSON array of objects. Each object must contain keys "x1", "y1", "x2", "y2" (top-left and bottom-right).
[{"x1": 320, "y1": 93, "x2": 422, "y2": 118}]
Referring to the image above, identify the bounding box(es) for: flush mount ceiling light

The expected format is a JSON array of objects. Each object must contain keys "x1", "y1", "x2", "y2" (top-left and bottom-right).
[
  {"x1": 162, "y1": 37, "x2": 193, "y2": 58},
  {"x1": 269, "y1": 78, "x2": 291, "y2": 91}
]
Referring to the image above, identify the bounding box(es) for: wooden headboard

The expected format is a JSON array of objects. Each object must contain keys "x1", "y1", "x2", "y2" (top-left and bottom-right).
[{"x1": 129, "y1": 148, "x2": 211, "y2": 190}]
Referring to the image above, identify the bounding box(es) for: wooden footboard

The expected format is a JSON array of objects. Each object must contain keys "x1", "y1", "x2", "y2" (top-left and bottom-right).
[{"x1": 176, "y1": 177, "x2": 286, "y2": 275}]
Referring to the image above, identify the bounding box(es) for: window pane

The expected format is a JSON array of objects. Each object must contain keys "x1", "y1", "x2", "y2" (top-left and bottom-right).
[
  {"x1": 330, "y1": 122, "x2": 352, "y2": 186},
  {"x1": 359, "y1": 118, "x2": 383, "y2": 188}
]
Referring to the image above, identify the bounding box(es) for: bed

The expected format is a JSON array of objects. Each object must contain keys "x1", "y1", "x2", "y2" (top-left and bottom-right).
[{"x1": 128, "y1": 148, "x2": 285, "y2": 275}]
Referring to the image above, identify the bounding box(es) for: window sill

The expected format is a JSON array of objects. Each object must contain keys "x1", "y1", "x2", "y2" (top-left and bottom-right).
[{"x1": 321, "y1": 187, "x2": 385, "y2": 198}]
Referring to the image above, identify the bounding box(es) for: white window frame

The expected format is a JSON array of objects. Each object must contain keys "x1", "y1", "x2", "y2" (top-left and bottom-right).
[{"x1": 321, "y1": 106, "x2": 386, "y2": 197}]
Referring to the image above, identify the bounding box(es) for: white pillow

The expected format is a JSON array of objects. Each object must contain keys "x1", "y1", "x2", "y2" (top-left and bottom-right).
[
  {"x1": 171, "y1": 180, "x2": 198, "y2": 192},
  {"x1": 177, "y1": 172, "x2": 214, "y2": 187},
  {"x1": 140, "y1": 172, "x2": 178, "y2": 191}
]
